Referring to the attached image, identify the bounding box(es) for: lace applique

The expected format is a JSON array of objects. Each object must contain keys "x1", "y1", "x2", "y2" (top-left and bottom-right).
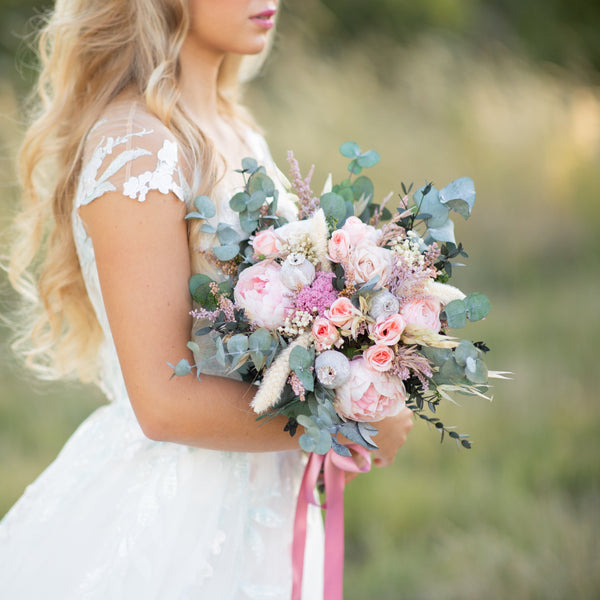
[
  {"x1": 122, "y1": 139, "x2": 184, "y2": 202},
  {"x1": 76, "y1": 126, "x2": 188, "y2": 208}
]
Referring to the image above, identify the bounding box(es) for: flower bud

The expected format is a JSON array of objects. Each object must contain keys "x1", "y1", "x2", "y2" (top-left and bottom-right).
[{"x1": 315, "y1": 350, "x2": 351, "y2": 389}]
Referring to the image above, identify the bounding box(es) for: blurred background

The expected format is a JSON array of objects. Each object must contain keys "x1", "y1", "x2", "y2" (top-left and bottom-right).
[{"x1": 1, "y1": 1, "x2": 599, "y2": 598}]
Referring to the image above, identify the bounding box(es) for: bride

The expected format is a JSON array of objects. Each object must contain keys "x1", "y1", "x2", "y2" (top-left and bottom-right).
[{"x1": 1, "y1": 1, "x2": 413, "y2": 597}]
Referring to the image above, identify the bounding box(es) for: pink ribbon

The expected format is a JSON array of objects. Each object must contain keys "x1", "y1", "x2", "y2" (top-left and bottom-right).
[{"x1": 292, "y1": 444, "x2": 371, "y2": 600}]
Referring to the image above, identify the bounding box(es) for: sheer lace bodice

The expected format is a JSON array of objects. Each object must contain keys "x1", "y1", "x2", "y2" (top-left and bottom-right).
[{"x1": 0, "y1": 100, "x2": 323, "y2": 600}]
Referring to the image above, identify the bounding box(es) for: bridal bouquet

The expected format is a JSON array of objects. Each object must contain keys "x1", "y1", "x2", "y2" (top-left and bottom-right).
[{"x1": 171, "y1": 142, "x2": 504, "y2": 455}]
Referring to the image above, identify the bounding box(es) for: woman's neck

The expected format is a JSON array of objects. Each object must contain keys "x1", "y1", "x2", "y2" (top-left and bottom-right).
[{"x1": 178, "y1": 38, "x2": 224, "y2": 132}]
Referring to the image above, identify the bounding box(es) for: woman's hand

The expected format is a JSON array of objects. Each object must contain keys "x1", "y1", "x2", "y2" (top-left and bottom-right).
[
  {"x1": 370, "y1": 406, "x2": 413, "y2": 467},
  {"x1": 344, "y1": 406, "x2": 413, "y2": 482}
]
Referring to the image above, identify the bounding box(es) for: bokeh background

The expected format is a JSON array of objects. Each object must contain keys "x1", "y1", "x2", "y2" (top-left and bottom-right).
[{"x1": 1, "y1": 1, "x2": 599, "y2": 598}]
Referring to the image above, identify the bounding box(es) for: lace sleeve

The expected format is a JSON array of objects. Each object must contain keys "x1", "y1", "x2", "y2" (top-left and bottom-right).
[{"x1": 76, "y1": 102, "x2": 192, "y2": 209}]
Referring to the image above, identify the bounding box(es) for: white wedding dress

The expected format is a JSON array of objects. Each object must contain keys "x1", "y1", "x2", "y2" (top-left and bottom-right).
[{"x1": 0, "y1": 101, "x2": 324, "y2": 599}]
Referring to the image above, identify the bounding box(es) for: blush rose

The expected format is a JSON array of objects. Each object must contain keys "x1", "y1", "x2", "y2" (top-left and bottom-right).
[
  {"x1": 363, "y1": 344, "x2": 395, "y2": 372},
  {"x1": 326, "y1": 297, "x2": 361, "y2": 328},
  {"x1": 312, "y1": 317, "x2": 340, "y2": 350},
  {"x1": 334, "y1": 357, "x2": 406, "y2": 422},
  {"x1": 370, "y1": 313, "x2": 406, "y2": 346},
  {"x1": 400, "y1": 297, "x2": 442, "y2": 332}
]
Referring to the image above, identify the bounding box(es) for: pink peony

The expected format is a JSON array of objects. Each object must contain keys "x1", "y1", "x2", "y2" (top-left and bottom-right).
[
  {"x1": 370, "y1": 313, "x2": 406, "y2": 346},
  {"x1": 348, "y1": 241, "x2": 394, "y2": 286},
  {"x1": 341, "y1": 216, "x2": 381, "y2": 246},
  {"x1": 326, "y1": 297, "x2": 361, "y2": 328},
  {"x1": 328, "y1": 229, "x2": 351, "y2": 262},
  {"x1": 312, "y1": 317, "x2": 340, "y2": 350},
  {"x1": 334, "y1": 358, "x2": 406, "y2": 422},
  {"x1": 363, "y1": 344, "x2": 395, "y2": 372},
  {"x1": 234, "y1": 261, "x2": 294, "y2": 330},
  {"x1": 400, "y1": 297, "x2": 442, "y2": 333},
  {"x1": 251, "y1": 229, "x2": 282, "y2": 258}
]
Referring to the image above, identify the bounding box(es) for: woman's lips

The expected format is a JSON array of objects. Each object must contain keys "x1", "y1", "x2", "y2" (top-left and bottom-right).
[{"x1": 250, "y1": 9, "x2": 276, "y2": 29}]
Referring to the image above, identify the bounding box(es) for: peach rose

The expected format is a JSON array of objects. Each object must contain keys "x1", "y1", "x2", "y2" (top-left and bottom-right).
[
  {"x1": 312, "y1": 317, "x2": 340, "y2": 350},
  {"x1": 400, "y1": 297, "x2": 442, "y2": 332},
  {"x1": 348, "y1": 241, "x2": 393, "y2": 286},
  {"x1": 326, "y1": 297, "x2": 361, "y2": 328},
  {"x1": 363, "y1": 344, "x2": 395, "y2": 372},
  {"x1": 341, "y1": 216, "x2": 381, "y2": 246},
  {"x1": 370, "y1": 313, "x2": 406, "y2": 346},
  {"x1": 334, "y1": 357, "x2": 406, "y2": 422},
  {"x1": 328, "y1": 229, "x2": 350, "y2": 262},
  {"x1": 251, "y1": 229, "x2": 282, "y2": 258}
]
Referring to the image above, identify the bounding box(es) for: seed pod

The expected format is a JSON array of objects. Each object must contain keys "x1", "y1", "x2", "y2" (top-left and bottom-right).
[
  {"x1": 280, "y1": 252, "x2": 316, "y2": 290},
  {"x1": 315, "y1": 350, "x2": 351, "y2": 389}
]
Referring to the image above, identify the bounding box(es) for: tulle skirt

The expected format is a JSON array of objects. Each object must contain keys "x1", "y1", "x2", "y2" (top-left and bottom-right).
[{"x1": 0, "y1": 400, "x2": 324, "y2": 599}]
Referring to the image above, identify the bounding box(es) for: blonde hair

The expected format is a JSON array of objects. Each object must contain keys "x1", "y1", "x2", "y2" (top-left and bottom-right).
[{"x1": 7, "y1": 0, "x2": 273, "y2": 382}]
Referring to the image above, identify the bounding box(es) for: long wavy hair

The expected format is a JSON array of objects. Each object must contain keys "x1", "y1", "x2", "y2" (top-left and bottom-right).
[{"x1": 7, "y1": 0, "x2": 274, "y2": 382}]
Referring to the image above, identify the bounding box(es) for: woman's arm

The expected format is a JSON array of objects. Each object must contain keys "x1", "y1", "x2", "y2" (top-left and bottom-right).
[
  {"x1": 79, "y1": 188, "x2": 299, "y2": 451},
  {"x1": 79, "y1": 189, "x2": 413, "y2": 454}
]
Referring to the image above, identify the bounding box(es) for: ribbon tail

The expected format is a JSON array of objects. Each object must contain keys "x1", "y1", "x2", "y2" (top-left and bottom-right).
[
  {"x1": 323, "y1": 455, "x2": 347, "y2": 600},
  {"x1": 292, "y1": 452, "x2": 325, "y2": 600}
]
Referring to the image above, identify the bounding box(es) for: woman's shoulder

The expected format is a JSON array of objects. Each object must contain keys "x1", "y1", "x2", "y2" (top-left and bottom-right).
[{"x1": 77, "y1": 98, "x2": 191, "y2": 207}]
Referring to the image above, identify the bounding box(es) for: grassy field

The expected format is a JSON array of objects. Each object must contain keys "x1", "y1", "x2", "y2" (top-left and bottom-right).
[{"x1": 1, "y1": 26, "x2": 599, "y2": 599}]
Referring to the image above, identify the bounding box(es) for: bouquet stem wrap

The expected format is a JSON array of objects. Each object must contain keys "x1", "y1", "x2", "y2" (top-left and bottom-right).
[{"x1": 292, "y1": 445, "x2": 371, "y2": 600}]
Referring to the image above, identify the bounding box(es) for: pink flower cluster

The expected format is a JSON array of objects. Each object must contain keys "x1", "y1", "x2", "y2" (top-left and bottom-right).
[{"x1": 294, "y1": 272, "x2": 338, "y2": 317}]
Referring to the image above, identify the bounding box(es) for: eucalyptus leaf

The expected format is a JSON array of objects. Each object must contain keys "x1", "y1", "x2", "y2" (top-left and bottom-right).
[
  {"x1": 289, "y1": 345, "x2": 313, "y2": 371},
  {"x1": 415, "y1": 185, "x2": 448, "y2": 228},
  {"x1": 248, "y1": 190, "x2": 267, "y2": 211},
  {"x1": 439, "y1": 177, "x2": 475, "y2": 219},
  {"x1": 212, "y1": 244, "x2": 240, "y2": 261},
  {"x1": 215, "y1": 337, "x2": 226, "y2": 367},
  {"x1": 299, "y1": 433, "x2": 316, "y2": 453},
  {"x1": 465, "y1": 358, "x2": 488, "y2": 384},
  {"x1": 200, "y1": 223, "x2": 217, "y2": 234},
  {"x1": 421, "y1": 346, "x2": 452, "y2": 366},
  {"x1": 250, "y1": 351, "x2": 265, "y2": 371},
  {"x1": 439, "y1": 357, "x2": 468, "y2": 383},
  {"x1": 216, "y1": 224, "x2": 241, "y2": 245},
  {"x1": 230, "y1": 192, "x2": 250, "y2": 212},
  {"x1": 239, "y1": 213, "x2": 259, "y2": 233},
  {"x1": 241, "y1": 157, "x2": 258, "y2": 173},
  {"x1": 193, "y1": 195, "x2": 217, "y2": 218},
  {"x1": 356, "y1": 150, "x2": 380, "y2": 168},
  {"x1": 320, "y1": 192, "x2": 347, "y2": 223},
  {"x1": 454, "y1": 340, "x2": 479, "y2": 366},
  {"x1": 227, "y1": 334, "x2": 249, "y2": 355},
  {"x1": 464, "y1": 292, "x2": 491, "y2": 321},
  {"x1": 248, "y1": 172, "x2": 275, "y2": 195},
  {"x1": 444, "y1": 299, "x2": 467, "y2": 328},
  {"x1": 296, "y1": 414, "x2": 316, "y2": 430},
  {"x1": 314, "y1": 429, "x2": 333, "y2": 455},
  {"x1": 427, "y1": 218, "x2": 456, "y2": 244},
  {"x1": 295, "y1": 368, "x2": 315, "y2": 393},
  {"x1": 186, "y1": 341, "x2": 200, "y2": 355},
  {"x1": 347, "y1": 159, "x2": 362, "y2": 175},
  {"x1": 357, "y1": 422, "x2": 379, "y2": 448},
  {"x1": 189, "y1": 273, "x2": 212, "y2": 296},
  {"x1": 339, "y1": 141, "x2": 361, "y2": 158},
  {"x1": 184, "y1": 211, "x2": 204, "y2": 221},
  {"x1": 331, "y1": 438, "x2": 353, "y2": 457},
  {"x1": 249, "y1": 328, "x2": 273, "y2": 353},
  {"x1": 173, "y1": 358, "x2": 192, "y2": 377}
]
